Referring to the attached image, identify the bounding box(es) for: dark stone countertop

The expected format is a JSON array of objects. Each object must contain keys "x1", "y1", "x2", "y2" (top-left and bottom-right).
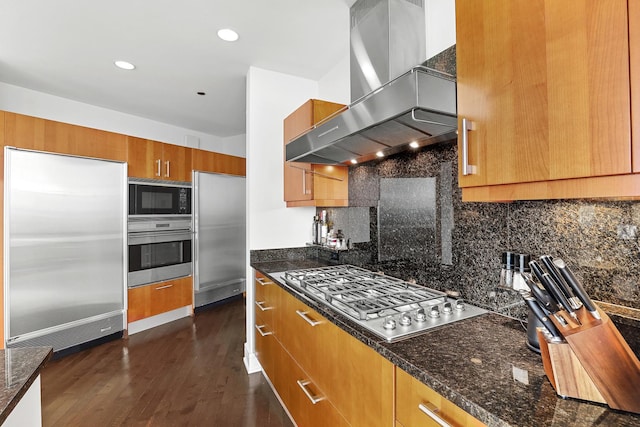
[
  {"x1": 252, "y1": 260, "x2": 640, "y2": 427},
  {"x1": 0, "y1": 346, "x2": 52, "y2": 424}
]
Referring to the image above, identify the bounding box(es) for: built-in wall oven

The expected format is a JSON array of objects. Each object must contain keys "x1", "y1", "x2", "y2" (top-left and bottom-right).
[{"x1": 127, "y1": 179, "x2": 193, "y2": 287}]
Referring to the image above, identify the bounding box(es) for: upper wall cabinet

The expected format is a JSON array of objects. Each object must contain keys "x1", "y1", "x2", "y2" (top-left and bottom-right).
[
  {"x1": 192, "y1": 148, "x2": 246, "y2": 176},
  {"x1": 3, "y1": 112, "x2": 128, "y2": 161},
  {"x1": 456, "y1": 0, "x2": 640, "y2": 201},
  {"x1": 127, "y1": 137, "x2": 192, "y2": 182},
  {"x1": 283, "y1": 99, "x2": 349, "y2": 208}
]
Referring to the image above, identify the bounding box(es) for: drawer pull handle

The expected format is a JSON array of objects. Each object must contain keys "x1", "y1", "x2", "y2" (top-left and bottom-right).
[
  {"x1": 256, "y1": 277, "x2": 273, "y2": 286},
  {"x1": 295, "y1": 310, "x2": 322, "y2": 327},
  {"x1": 254, "y1": 324, "x2": 273, "y2": 337},
  {"x1": 296, "y1": 380, "x2": 325, "y2": 404},
  {"x1": 155, "y1": 284, "x2": 174, "y2": 290},
  {"x1": 418, "y1": 403, "x2": 451, "y2": 427},
  {"x1": 255, "y1": 300, "x2": 273, "y2": 311}
]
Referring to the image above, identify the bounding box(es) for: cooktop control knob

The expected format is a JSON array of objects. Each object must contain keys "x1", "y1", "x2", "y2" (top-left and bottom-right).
[
  {"x1": 429, "y1": 306, "x2": 440, "y2": 318},
  {"x1": 399, "y1": 312, "x2": 412, "y2": 326},
  {"x1": 415, "y1": 308, "x2": 426, "y2": 322},
  {"x1": 442, "y1": 301, "x2": 453, "y2": 314},
  {"x1": 455, "y1": 300, "x2": 466, "y2": 311},
  {"x1": 383, "y1": 316, "x2": 397, "y2": 330}
]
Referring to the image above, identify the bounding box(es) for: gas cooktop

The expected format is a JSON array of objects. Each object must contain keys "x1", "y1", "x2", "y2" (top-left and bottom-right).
[{"x1": 273, "y1": 265, "x2": 487, "y2": 343}]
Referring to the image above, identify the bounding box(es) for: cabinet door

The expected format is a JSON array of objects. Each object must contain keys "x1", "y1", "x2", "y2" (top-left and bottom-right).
[
  {"x1": 456, "y1": 0, "x2": 631, "y2": 188},
  {"x1": 4, "y1": 112, "x2": 127, "y2": 161},
  {"x1": 630, "y1": 0, "x2": 640, "y2": 172},
  {"x1": 396, "y1": 367, "x2": 485, "y2": 427},
  {"x1": 127, "y1": 276, "x2": 193, "y2": 323},
  {"x1": 162, "y1": 143, "x2": 192, "y2": 182},
  {"x1": 127, "y1": 137, "x2": 164, "y2": 179},
  {"x1": 192, "y1": 148, "x2": 246, "y2": 176},
  {"x1": 283, "y1": 99, "x2": 348, "y2": 206}
]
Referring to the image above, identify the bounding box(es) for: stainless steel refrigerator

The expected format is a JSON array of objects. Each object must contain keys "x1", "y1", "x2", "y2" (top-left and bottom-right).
[
  {"x1": 193, "y1": 171, "x2": 246, "y2": 308},
  {"x1": 4, "y1": 148, "x2": 127, "y2": 351}
]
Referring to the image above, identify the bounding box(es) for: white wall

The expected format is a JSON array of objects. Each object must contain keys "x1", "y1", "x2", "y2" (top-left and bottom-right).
[
  {"x1": 0, "y1": 82, "x2": 242, "y2": 157},
  {"x1": 246, "y1": 67, "x2": 319, "y2": 251},
  {"x1": 425, "y1": 0, "x2": 456, "y2": 58}
]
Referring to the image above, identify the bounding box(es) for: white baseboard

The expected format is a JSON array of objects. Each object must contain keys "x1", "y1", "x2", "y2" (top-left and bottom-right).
[{"x1": 243, "y1": 342, "x2": 262, "y2": 374}]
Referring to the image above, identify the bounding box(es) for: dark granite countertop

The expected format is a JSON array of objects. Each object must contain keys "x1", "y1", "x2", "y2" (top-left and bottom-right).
[
  {"x1": 0, "y1": 346, "x2": 52, "y2": 424},
  {"x1": 252, "y1": 260, "x2": 640, "y2": 427}
]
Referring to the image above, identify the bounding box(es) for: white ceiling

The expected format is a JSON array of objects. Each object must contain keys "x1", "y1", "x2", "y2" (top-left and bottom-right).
[{"x1": 0, "y1": 0, "x2": 355, "y2": 137}]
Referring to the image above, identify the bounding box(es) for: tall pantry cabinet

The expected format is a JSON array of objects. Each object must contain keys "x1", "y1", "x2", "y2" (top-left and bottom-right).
[{"x1": 456, "y1": 0, "x2": 640, "y2": 201}]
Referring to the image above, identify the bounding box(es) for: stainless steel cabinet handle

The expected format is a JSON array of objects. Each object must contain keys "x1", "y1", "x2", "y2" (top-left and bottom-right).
[
  {"x1": 154, "y1": 284, "x2": 174, "y2": 290},
  {"x1": 302, "y1": 169, "x2": 310, "y2": 195},
  {"x1": 296, "y1": 380, "x2": 325, "y2": 404},
  {"x1": 461, "y1": 118, "x2": 477, "y2": 176},
  {"x1": 255, "y1": 300, "x2": 273, "y2": 311},
  {"x1": 156, "y1": 159, "x2": 162, "y2": 177},
  {"x1": 295, "y1": 310, "x2": 322, "y2": 326},
  {"x1": 256, "y1": 277, "x2": 273, "y2": 286},
  {"x1": 418, "y1": 403, "x2": 451, "y2": 427},
  {"x1": 254, "y1": 324, "x2": 273, "y2": 337},
  {"x1": 165, "y1": 160, "x2": 170, "y2": 177}
]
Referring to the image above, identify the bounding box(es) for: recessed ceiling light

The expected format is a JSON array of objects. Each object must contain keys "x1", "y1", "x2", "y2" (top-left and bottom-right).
[
  {"x1": 114, "y1": 60, "x2": 135, "y2": 70},
  {"x1": 217, "y1": 28, "x2": 239, "y2": 42},
  {"x1": 350, "y1": 159, "x2": 358, "y2": 164},
  {"x1": 376, "y1": 151, "x2": 385, "y2": 158},
  {"x1": 409, "y1": 141, "x2": 420, "y2": 149}
]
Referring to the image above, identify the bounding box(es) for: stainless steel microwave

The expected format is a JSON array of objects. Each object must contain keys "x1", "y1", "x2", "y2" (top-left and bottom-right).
[{"x1": 129, "y1": 179, "x2": 191, "y2": 216}]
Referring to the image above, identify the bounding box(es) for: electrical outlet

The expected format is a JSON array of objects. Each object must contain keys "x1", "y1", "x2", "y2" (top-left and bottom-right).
[{"x1": 617, "y1": 224, "x2": 638, "y2": 240}]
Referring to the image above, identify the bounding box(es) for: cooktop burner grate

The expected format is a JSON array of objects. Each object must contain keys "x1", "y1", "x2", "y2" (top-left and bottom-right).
[{"x1": 277, "y1": 265, "x2": 487, "y2": 342}]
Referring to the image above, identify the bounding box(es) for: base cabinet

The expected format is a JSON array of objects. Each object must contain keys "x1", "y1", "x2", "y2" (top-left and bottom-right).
[
  {"x1": 395, "y1": 367, "x2": 485, "y2": 427},
  {"x1": 127, "y1": 276, "x2": 193, "y2": 323},
  {"x1": 254, "y1": 271, "x2": 393, "y2": 427}
]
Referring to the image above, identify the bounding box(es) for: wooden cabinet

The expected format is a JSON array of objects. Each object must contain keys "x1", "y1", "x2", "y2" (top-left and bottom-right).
[
  {"x1": 283, "y1": 99, "x2": 349, "y2": 207},
  {"x1": 456, "y1": 0, "x2": 640, "y2": 201},
  {"x1": 396, "y1": 367, "x2": 485, "y2": 427},
  {"x1": 127, "y1": 136, "x2": 192, "y2": 181},
  {"x1": 254, "y1": 271, "x2": 394, "y2": 427},
  {"x1": 192, "y1": 148, "x2": 245, "y2": 176},
  {"x1": 3, "y1": 112, "x2": 128, "y2": 161},
  {"x1": 127, "y1": 276, "x2": 193, "y2": 323}
]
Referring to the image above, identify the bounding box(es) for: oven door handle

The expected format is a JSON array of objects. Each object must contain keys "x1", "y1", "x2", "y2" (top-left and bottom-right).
[{"x1": 128, "y1": 230, "x2": 193, "y2": 245}]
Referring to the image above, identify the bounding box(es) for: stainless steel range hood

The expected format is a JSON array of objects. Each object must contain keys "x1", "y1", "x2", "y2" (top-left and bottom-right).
[{"x1": 285, "y1": 0, "x2": 458, "y2": 165}]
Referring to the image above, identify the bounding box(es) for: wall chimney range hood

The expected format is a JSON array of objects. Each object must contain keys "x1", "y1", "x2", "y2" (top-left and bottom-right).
[{"x1": 285, "y1": 0, "x2": 458, "y2": 165}]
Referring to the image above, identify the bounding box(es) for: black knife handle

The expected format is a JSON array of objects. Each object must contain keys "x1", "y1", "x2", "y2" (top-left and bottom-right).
[
  {"x1": 522, "y1": 293, "x2": 563, "y2": 340},
  {"x1": 542, "y1": 272, "x2": 575, "y2": 316},
  {"x1": 522, "y1": 273, "x2": 559, "y2": 314},
  {"x1": 553, "y1": 258, "x2": 599, "y2": 317},
  {"x1": 540, "y1": 255, "x2": 576, "y2": 301}
]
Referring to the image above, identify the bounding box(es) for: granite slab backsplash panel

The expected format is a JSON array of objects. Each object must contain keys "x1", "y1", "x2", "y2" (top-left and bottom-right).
[{"x1": 318, "y1": 141, "x2": 640, "y2": 325}]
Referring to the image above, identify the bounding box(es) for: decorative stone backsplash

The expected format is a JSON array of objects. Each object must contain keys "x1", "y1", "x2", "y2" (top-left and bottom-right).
[{"x1": 318, "y1": 141, "x2": 640, "y2": 324}]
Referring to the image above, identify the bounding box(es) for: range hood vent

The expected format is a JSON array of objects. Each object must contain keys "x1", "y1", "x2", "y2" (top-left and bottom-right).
[
  {"x1": 286, "y1": 67, "x2": 457, "y2": 165},
  {"x1": 285, "y1": 0, "x2": 458, "y2": 165}
]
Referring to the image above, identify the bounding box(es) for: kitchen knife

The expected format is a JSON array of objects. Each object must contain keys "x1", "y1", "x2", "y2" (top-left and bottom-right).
[
  {"x1": 553, "y1": 258, "x2": 601, "y2": 320},
  {"x1": 540, "y1": 255, "x2": 581, "y2": 310},
  {"x1": 529, "y1": 261, "x2": 572, "y2": 327},
  {"x1": 522, "y1": 272, "x2": 559, "y2": 314},
  {"x1": 541, "y1": 272, "x2": 582, "y2": 326},
  {"x1": 522, "y1": 292, "x2": 563, "y2": 342}
]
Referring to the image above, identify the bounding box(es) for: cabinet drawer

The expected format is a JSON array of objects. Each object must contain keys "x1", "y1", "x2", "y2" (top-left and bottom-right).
[
  {"x1": 396, "y1": 367, "x2": 485, "y2": 427},
  {"x1": 128, "y1": 276, "x2": 193, "y2": 323},
  {"x1": 274, "y1": 334, "x2": 348, "y2": 427},
  {"x1": 254, "y1": 315, "x2": 277, "y2": 381}
]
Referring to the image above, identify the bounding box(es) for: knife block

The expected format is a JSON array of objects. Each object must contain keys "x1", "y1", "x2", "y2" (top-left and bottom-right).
[{"x1": 537, "y1": 305, "x2": 640, "y2": 414}]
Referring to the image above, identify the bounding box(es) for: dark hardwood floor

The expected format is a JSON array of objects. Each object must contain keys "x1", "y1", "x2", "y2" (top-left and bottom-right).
[{"x1": 41, "y1": 297, "x2": 293, "y2": 427}]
